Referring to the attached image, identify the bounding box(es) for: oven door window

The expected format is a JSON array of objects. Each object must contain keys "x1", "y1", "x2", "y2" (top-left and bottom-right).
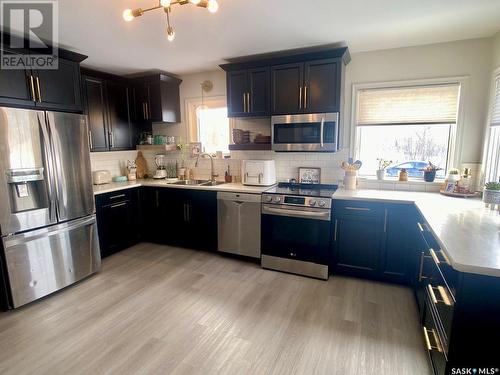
[
  {"x1": 273, "y1": 122, "x2": 335, "y2": 144},
  {"x1": 261, "y1": 214, "x2": 332, "y2": 264}
]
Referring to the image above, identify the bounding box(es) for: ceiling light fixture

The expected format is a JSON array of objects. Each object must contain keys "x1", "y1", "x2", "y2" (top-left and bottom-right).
[{"x1": 122, "y1": 0, "x2": 219, "y2": 42}]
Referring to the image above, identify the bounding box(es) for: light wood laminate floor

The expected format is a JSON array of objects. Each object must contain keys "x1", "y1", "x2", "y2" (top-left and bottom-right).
[{"x1": 0, "y1": 243, "x2": 432, "y2": 375}]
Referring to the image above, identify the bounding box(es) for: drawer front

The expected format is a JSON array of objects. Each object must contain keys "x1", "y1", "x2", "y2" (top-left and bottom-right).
[
  {"x1": 423, "y1": 297, "x2": 448, "y2": 375},
  {"x1": 417, "y1": 221, "x2": 458, "y2": 298},
  {"x1": 334, "y1": 200, "x2": 384, "y2": 217},
  {"x1": 95, "y1": 188, "x2": 134, "y2": 206},
  {"x1": 426, "y1": 276, "x2": 454, "y2": 348}
]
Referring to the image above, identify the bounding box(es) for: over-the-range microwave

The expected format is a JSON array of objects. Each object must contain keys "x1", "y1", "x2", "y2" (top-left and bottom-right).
[{"x1": 271, "y1": 112, "x2": 339, "y2": 152}]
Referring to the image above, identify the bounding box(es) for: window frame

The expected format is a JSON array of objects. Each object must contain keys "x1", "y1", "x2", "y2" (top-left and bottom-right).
[
  {"x1": 350, "y1": 76, "x2": 468, "y2": 178},
  {"x1": 481, "y1": 67, "x2": 500, "y2": 185},
  {"x1": 185, "y1": 95, "x2": 234, "y2": 150}
]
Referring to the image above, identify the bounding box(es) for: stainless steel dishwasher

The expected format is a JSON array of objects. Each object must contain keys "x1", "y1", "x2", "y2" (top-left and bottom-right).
[{"x1": 217, "y1": 192, "x2": 261, "y2": 258}]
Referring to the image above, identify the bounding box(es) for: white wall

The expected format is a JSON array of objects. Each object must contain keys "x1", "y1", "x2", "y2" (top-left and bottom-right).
[{"x1": 492, "y1": 31, "x2": 500, "y2": 71}]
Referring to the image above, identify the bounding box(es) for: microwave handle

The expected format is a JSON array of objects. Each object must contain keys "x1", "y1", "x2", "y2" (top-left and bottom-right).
[{"x1": 320, "y1": 117, "x2": 325, "y2": 147}]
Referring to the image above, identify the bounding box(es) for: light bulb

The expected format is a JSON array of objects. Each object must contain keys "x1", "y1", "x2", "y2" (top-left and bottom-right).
[
  {"x1": 123, "y1": 9, "x2": 134, "y2": 22},
  {"x1": 160, "y1": 0, "x2": 171, "y2": 7},
  {"x1": 167, "y1": 26, "x2": 175, "y2": 42},
  {"x1": 189, "y1": 0, "x2": 201, "y2": 4},
  {"x1": 207, "y1": 0, "x2": 218, "y2": 13}
]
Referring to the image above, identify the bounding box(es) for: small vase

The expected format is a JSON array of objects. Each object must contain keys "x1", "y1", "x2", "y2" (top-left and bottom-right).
[
  {"x1": 423, "y1": 170, "x2": 436, "y2": 182},
  {"x1": 376, "y1": 169, "x2": 385, "y2": 180}
]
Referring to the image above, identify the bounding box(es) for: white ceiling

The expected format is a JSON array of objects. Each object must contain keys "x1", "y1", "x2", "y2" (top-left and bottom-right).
[{"x1": 40, "y1": 0, "x2": 500, "y2": 75}]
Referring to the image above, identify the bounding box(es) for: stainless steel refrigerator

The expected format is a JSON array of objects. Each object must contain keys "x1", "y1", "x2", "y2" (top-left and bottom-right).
[{"x1": 0, "y1": 107, "x2": 100, "y2": 309}]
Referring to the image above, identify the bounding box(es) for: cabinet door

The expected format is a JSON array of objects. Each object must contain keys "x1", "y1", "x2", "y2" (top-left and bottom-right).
[
  {"x1": 334, "y1": 214, "x2": 383, "y2": 278},
  {"x1": 0, "y1": 49, "x2": 35, "y2": 107},
  {"x1": 82, "y1": 76, "x2": 108, "y2": 151},
  {"x1": 97, "y1": 200, "x2": 133, "y2": 258},
  {"x1": 304, "y1": 58, "x2": 340, "y2": 113},
  {"x1": 248, "y1": 67, "x2": 270, "y2": 116},
  {"x1": 107, "y1": 80, "x2": 133, "y2": 150},
  {"x1": 160, "y1": 188, "x2": 187, "y2": 247},
  {"x1": 188, "y1": 190, "x2": 217, "y2": 251},
  {"x1": 227, "y1": 70, "x2": 247, "y2": 117},
  {"x1": 271, "y1": 63, "x2": 303, "y2": 115},
  {"x1": 381, "y1": 207, "x2": 417, "y2": 284},
  {"x1": 139, "y1": 187, "x2": 162, "y2": 242},
  {"x1": 132, "y1": 83, "x2": 149, "y2": 122},
  {"x1": 35, "y1": 58, "x2": 82, "y2": 112},
  {"x1": 159, "y1": 78, "x2": 181, "y2": 123}
]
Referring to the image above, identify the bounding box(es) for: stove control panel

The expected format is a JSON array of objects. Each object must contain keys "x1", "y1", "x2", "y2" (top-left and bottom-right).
[{"x1": 262, "y1": 194, "x2": 331, "y2": 209}]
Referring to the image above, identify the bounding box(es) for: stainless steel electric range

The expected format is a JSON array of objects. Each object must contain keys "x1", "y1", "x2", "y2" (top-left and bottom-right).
[{"x1": 261, "y1": 182, "x2": 337, "y2": 280}]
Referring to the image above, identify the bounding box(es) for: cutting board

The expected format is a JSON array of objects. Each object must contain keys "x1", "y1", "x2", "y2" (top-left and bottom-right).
[{"x1": 135, "y1": 151, "x2": 148, "y2": 179}]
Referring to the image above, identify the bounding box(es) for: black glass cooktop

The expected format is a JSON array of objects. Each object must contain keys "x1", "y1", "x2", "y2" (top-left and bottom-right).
[{"x1": 265, "y1": 182, "x2": 338, "y2": 198}]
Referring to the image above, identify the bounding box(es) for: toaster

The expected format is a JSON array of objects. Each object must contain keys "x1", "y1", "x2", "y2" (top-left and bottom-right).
[
  {"x1": 242, "y1": 160, "x2": 276, "y2": 186},
  {"x1": 92, "y1": 170, "x2": 111, "y2": 185}
]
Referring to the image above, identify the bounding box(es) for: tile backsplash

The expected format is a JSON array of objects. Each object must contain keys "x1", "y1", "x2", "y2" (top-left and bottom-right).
[
  {"x1": 90, "y1": 150, "x2": 481, "y2": 192},
  {"x1": 89, "y1": 148, "x2": 349, "y2": 184}
]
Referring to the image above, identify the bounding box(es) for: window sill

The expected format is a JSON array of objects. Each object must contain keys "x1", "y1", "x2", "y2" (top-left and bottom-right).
[
  {"x1": 358, "y1": 176, "x2": 444, "y2": 185},
  {"x1": 357, "y1": 176, "x2": 444, "y2": 192}
]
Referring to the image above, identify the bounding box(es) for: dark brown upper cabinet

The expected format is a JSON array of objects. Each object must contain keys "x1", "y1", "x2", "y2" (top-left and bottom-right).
[
  {"x1": 0, "y1": 48, "x2": 36, "y2": 108},
  {"x1": 0, "y1": 37, "x2": 86, "y2": 112},
  {"x1": 82, "y1": 70, "x2": 134, "y2": 152},
  {"x1": 131, "y1": 73, "x2": 182, "y2": 124},
  {"x1": 221, "y1": 47, "x2": 349, "y2": 118},
  {"x1": 272, "y1": 58, "x2": 340, "y2": 115},
  {"x1": 226, "y1": 67, "x2": 270, "y2": 118}
]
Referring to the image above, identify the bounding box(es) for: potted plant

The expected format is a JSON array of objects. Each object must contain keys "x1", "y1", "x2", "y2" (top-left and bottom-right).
[
  {"x1": 376, "y1": 158, "x2": 392, "y2": 180},
  {"x1": 421, "y1": 161, "x2": 442, "y2": 182},
  {"x1": 483, "y1": 182, "x2": 500, "y2": 206}
]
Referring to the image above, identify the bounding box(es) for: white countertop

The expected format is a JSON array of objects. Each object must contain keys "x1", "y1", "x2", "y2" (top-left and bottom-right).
[
  {"x1": 93, "y1": 180, "x2": 272, "y2": 196},
  {"x1": 333, "y1": 189, "x2": 500, "y2": 278}
]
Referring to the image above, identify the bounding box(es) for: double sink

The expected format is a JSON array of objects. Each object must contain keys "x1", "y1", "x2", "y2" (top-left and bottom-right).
[{"x1": 170, "y1": 179, "x2": 226, "y2": 187}]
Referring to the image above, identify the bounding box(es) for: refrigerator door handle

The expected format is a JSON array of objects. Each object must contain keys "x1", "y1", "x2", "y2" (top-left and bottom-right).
[
  {"x1": 38, "y1": 113, "x2": 57, "y2": 223},
  {"x1": 3, "y1": 216, "x2": 96, "y2": 247}
]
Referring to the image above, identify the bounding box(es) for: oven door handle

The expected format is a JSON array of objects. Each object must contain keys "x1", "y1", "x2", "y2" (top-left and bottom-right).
[{"x1": 262, "y1": 205, "x2": 331, "y2": 221}]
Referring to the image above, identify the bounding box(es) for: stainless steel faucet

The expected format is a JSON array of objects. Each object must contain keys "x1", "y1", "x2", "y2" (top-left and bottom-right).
[{"x1": 195, "y1": 153, "x2": 218, "y2": 182}]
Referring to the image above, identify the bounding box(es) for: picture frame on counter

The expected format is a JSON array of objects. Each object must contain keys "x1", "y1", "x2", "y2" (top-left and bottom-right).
[{"x1": 299, "y1": 167, "x2": 321, "y2": 184}]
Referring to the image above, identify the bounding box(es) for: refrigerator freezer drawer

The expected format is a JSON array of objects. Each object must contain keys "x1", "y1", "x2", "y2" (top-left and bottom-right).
[{"x1": 2, "y1": 215, "x2": 101, "y2": 308}]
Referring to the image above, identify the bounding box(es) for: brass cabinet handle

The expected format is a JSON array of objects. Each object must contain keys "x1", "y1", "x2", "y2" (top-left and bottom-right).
[
  {"x1": 418, "y1": 252, "x2": 431, "y2": 282},
  {"x1": 246, "y1": 92, "x2": 250, "y2": 112},
  {"x1": 304, "y1": 85, "x2": 308, "y2": 108},
  {"x1": 109, "y1": 131, "x2": 114, "y2": 148},
  {"x1": 417, "y1": 222, "x2": 429, "y2": 232},
  {"x1": 110, "y1": 194, "x2": 126, "y2": 200},
  {"x1": 423, "y1": 327, "x2": 442, "y2": 353},
  {"x1": 28, "y1": 75, "x2": 36, "y2": 101},
  {"x1": 428, "y1": 284, "x2": 452, "y2": 306},
  {"x1": 299, "y1": 86, "x2": 303, "y2": 109},
  {"x1": 429, "y1": 248, "x2": 450, "y2": 266},
  {"x1": 110, "y1": 202, "x2": 127, "y2": 209},
  {"x1": 242, "y1": 93, "x2": 246, "y2": 113},
  {"x1": 35, "y1": 76, "x2": 42, "y2": 102},
  {"x1": 88, "y1": 130, "x2": 93, "y2": 150}
]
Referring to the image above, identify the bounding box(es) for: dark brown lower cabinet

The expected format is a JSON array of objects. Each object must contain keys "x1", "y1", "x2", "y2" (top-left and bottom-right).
[
  {"x1": 95, "y1": 188, "x2": 139, "y2": 258},
  {"x1": 138, "y1": 187, "x2": 217, "y2": 251}
]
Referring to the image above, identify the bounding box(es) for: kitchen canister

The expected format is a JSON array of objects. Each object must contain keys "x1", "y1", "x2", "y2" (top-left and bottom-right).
[{"x1": 344, "y1": 170, "x2": 357, "y2": 190}]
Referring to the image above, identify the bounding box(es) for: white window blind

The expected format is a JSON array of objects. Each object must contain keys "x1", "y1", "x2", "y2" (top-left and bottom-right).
[
  {"x1": 484, "y1": 74, "x2": 500, "y2": 183},
  {"x1": 490, "y1": 76, "x2": 500, "y2": 127},
  {"x1": 357, "y1": 84, "x2": 460, "y2": 126}
]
